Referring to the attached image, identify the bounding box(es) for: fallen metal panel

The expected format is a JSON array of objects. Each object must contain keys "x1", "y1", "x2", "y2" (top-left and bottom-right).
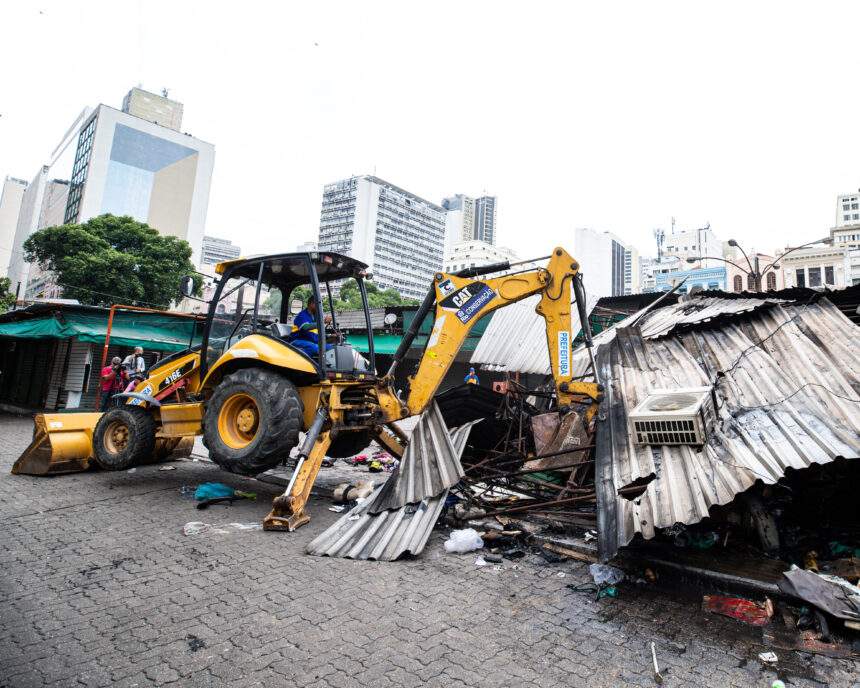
[
  {"x1": 596, "y1": 299, "x2": 860, "y2": 561},
  {"x1": 306, "y1": 419, "x2": 475, "y2": 561},
  {"x1": 634, "y1": 297, "x2": 784, "y2": 340},
  {"x1": 369, "y1": 402, "x2": 467, "y2": 514},
  {"x1": 470, "y1": 291, "x2": 598, "y2": 374}
]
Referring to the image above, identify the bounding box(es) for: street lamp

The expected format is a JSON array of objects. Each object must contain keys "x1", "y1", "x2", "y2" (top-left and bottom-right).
[{"x1": 688, "y1": 237, "x2": 832, "y2": 292}]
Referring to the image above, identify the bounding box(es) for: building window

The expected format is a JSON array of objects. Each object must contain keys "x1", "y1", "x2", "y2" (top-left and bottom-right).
[
  {"x1": 795, "y1": 269, "x2": 805, "y2": 288},
  {"x1": 844, "y1": 204, "x2": 850, "y2": 211},
  {"x1": 708, "y1": 282, "x2": 719, "y2": 290},
  {"x1": 733, "y1": 275, "x2": 742, "y2": 291},
  {"x1": 808, "y1": 267, "x2": 822, "y2": 287},
  {"x1": 766, "y1": 272, "x2": 776, "y2": 290},
  {"x1": 853, "y1": 203, "x2": 859, "y2": 210},
  {"x1": 747, "y1": 273, "x2": 756, "y2": 290},
  {"x1": 825, "y1": 265, "x2": 834, "y2": 285},
  {"x1": 845, "y1": 215, "x2": 851, "y2": 221}
]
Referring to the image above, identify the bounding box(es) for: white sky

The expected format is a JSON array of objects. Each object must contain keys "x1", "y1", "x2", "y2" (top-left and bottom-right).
[{"x1": 2, "y1": 0, "x2": 859, "y2": 262}]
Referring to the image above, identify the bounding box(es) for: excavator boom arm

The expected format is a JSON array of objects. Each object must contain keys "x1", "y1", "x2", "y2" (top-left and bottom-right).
[{"x1": 388, "y1": 247, "x2": 602, "y2": 420}]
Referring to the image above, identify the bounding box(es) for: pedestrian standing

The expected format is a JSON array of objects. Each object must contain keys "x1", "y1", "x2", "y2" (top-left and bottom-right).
[
  {"x1": 99, "y1": 357, "x2": 127, "y2": 411},
  {"x1": 122, "y1": 347, "x2": 146, "y2": 376}
]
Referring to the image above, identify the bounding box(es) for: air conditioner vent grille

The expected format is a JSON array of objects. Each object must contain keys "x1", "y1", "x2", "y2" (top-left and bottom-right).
[{"x1": 628, "y1": 386, "x2": 715, "y2": 446}]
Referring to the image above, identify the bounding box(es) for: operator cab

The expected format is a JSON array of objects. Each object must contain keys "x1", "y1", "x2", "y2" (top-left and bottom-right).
[{"x1": 190, "y1": 251, "x2": 378, "y2": 382}]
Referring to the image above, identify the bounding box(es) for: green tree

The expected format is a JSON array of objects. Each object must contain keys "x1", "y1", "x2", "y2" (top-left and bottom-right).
[
  {"x1": 0, "y1": 276, "x2": 14, "y2": 313},
  {"x1": 23, "y1": 214, "x2": 200, "y2": 309}
]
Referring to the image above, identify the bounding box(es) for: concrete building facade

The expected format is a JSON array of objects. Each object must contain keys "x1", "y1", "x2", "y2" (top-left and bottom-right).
[
  {"x1": 121, "y1": 87, "x2": 184, "y2": 132},
  {"x1": 443, "y1": 240, "x2": 520, "y2": 273},
  {"x1": 201, "y1": 235, "x2": 241, "y2": 265},
  {"x1": 63, "y1": 104, "x2": 214, "y2": 265},
  {"x1": 441, "y1": 193, "x2": 496, "y2": 249},
  {"x1": 781, "y1": 245, "x2": 850, "y2": 289},
  {"x1": 317, "y1": 175, "x2": 446, "y2": 301},
  {"x1": 0, "y1": 177, "x2": 29, "y2": 279},
  {"x1": 653, "y1": 265, "x2": 727, "y2": 293},
  {"x1": 662, "y1": 226, "x2": 723, "y2": 267},
  {"x1": 724, "y1": 253, "x2": 785, "y2": 292},
  {"x1": 573, "y1": 228, "x2": 630, "y2": 297},
  {"x1": 836, "y1": 189, "x2": 860, "y2": 228}
]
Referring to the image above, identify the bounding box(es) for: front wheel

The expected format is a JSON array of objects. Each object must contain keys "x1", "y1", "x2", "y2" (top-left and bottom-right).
[
  {"x1": 203, "y1": 368, "x2": 304, "y2": 475},
  {"x1": 92, "y1": 406, "x2": 157, "y2": 470}
]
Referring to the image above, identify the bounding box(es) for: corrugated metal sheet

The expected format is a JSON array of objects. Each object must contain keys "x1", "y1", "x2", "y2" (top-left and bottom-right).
[
  {"x1": 470, "y1": 291, "x2": 598, "y2": 374},
  {"x1": 370, "y1": 402, "x2": 467, "y2": 513},
  {"x1": 634, "y1": 297, "x2": 785, "y2": 340},
  {"x1": 306, "y1": 419, "x2": 475, "y2": 561},
  {"x1": 595, "y1": 298, "x2": 860, "y2": 561}
]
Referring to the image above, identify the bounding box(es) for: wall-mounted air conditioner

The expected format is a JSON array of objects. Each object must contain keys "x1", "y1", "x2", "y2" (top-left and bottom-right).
[{"x1": 629, "y1": 386, "x2": 715, "y2": 446}]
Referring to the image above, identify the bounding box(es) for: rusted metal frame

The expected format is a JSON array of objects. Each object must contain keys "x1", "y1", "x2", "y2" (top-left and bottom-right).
[
  {"x1": 462, "y1": 493, "x2": 599, "y2": 520},
  {"x1": 480, "y1": 444, "x2": 597, "y2": 469}
]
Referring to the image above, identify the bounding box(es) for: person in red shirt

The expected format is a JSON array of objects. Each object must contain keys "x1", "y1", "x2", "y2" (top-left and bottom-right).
[{"x1": 99, "y1": 356, "x2": 128, "y2": 411}]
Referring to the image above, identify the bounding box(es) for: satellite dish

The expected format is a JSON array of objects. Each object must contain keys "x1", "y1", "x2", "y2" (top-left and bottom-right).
[
  {"x1": 689, "y1": 285, "x2": 704, "y2": 295},
  {"x1": 383, "y1": 313, "x2": 397, "y2": 326}
]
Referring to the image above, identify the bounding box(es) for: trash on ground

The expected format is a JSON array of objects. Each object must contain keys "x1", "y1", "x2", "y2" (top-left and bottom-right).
[
  {"x1": 650, "y1": 641, "x2": 663, "y2": 684},
  {"x1": 127, "y1": 467, "x2": 136, "y2": 473},
  {"x1": 183, "y1": 521, "x2": 263, "y2": 536},
  {"x1": 758, "y1": 651, "x2": 778, "y2": 664},
  {"x1": 475, "y1": 556, "x2": 487, "y2": 566},
  {"x1": 444, "y1": 528, "x2": 484, "y2": 553},
  {"x1": 778, "y1": 566, "x2": 860, "y2": 621},
  {"x1": 158, "y1": 466, "x2": 177, "y2": 471},
  {"x1": 589, "y1": 563, "x2": 625, "y2": 586},
  {"x1": 702, "y1": 594, "x2": 774, "y2": 626}
]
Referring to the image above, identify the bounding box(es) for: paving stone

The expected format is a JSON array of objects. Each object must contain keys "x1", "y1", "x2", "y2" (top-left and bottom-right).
[{"x1": 0, "y1": 414, "x2": 856, "y2": 687}]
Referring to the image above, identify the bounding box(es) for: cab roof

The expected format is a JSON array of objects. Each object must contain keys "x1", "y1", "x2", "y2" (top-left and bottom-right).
[{"x1": 215, "y1": 251, "x2": 369, "y2": 284}]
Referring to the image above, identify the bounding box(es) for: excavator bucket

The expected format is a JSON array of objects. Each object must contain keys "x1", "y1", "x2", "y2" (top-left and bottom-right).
[{"x1": 12, "y1": 413, "x2": 101, "y2": 476}]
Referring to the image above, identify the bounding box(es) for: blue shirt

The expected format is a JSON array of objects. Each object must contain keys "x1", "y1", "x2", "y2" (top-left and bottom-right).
[{"x1": 291, "y1": 308, "x2": 319, "y2": 343}]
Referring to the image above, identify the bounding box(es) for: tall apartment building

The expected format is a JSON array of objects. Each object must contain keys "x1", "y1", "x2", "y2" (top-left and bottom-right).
[
  {"x1": 442, "y1": 193, "x2": 497, "y2": 248},
  {"x1": 318, "y1": 175, "x2": 446, "y2": 300},
  {"x1": 201, "y1": 235, "x2": 241, "y2": 265},
  {"x1": 623, "y1": 245, "x2": 640, "y2": 295},
  {"x1": 0, "y1": 177, "x2": 29, "y2": 279},
  {"x1": 573, "y1": 227, "x2": 629, "y2": 297}
]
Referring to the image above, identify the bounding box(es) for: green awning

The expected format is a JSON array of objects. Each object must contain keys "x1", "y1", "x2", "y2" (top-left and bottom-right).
[
  {"x1": 345, "y1": 334, "x2": 402, "y2": 355},
  {"x1": 0, "y1": 309, "x2": 197, "y2": 352}
]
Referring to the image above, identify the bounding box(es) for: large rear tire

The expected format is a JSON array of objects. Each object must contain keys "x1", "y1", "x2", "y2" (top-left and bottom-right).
[
  {"x1": 203, "y1": 368, "x2": 303, "y2": 475},
  {"x1": 93, "y1": 406, "x2": 157, "y2": 470}
]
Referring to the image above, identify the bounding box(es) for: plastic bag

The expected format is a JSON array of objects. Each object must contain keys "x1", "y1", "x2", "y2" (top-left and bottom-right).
[
  {"x1": 444, "y1": 528, "x2": 484, "y2": 553},
  {"x1": 589, "y1": 563, "x2": 625, "y2": 586},
  {"x1": 183, "y1": 521, "x2": 263, "y2": 536}
]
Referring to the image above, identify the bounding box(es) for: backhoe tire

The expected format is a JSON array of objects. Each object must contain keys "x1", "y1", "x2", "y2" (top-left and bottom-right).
[
  {"x1": 326, "y1": 431, "x2": 372, "y2": 459},
  {"x1": 203, "y1": 368, "x2": 303, "y2": 476},
  {"x1": 93, "y1": 406, "x2": 158, "y2": 471}
]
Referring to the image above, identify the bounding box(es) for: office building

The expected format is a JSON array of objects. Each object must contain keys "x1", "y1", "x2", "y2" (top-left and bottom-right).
[
  {"x1": 201, "y1": 235, "x2": 241, "y2": 265},
  {"x1": 63, "y1": 100, "x2": 214, "y2": 265},
  {"x1": 573, "y1": 228, "x2": 630, "y2": 297},
  {"x1": 317, "y1": 175, "x2": 446, "y2": 301},
  {"x1": 6, "y1": 91, "x2": 214, "y2": 297},
  {"x1": 442, "y1": 193, "x2": 497, "y2": 249},
  {"x1": 296, "y1": 241, "x2": 317, "y2": 252},
  {"x1": 0, "y1": 177, "x2": 29, "y2": 279}
]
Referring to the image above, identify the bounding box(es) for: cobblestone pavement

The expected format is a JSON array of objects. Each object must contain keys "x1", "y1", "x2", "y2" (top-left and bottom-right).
[{"x1": 1, "y1": 414, "x2": 857, "y2": 687}]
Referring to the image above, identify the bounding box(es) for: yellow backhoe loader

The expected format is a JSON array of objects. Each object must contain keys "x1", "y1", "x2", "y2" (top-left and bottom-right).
[{"x1": 13, "y1": 247, "x2": 603, "y2": 532}]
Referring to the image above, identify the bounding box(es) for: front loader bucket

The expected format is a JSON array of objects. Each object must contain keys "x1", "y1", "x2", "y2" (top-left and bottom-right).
[{"x1": 12, "y1": 413, "x2": 101, "y2": 476}]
